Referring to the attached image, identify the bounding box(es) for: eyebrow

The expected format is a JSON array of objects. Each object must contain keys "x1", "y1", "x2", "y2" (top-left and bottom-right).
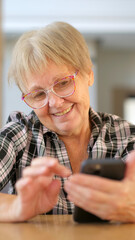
[{"x1": 29, "y1": 85, "x2": 43, "y2": 92}]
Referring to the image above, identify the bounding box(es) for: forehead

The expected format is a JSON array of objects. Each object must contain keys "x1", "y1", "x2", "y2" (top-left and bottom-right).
[{"x1": 24, "y1": 62, "x2": 74, "y2": 92}]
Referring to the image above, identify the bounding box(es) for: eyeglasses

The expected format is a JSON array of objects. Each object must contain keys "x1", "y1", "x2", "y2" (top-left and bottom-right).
[{"x1": 22, "y1": 71, "x2": 78, "y2": 109}]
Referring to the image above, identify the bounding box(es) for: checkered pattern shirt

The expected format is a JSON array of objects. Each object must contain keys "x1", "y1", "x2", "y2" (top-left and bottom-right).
[{"x1": 0, "y1": 108, "x2": 135, "y2": 214}]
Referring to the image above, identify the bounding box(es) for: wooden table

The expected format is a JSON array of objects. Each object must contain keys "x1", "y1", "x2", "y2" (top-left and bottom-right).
[{"x1": 0, "y1": 215, "x2": 135, "y2": 240}]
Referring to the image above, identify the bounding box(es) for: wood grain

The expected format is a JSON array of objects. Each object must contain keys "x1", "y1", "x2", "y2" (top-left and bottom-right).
[{"x1": 0, "y1": 215, "x2": 135, "y2": 240}]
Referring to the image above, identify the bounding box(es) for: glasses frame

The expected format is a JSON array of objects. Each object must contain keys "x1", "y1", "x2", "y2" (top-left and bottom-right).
[{"x1": 22, "y1": 70, "x2": 78, "y2": 109}]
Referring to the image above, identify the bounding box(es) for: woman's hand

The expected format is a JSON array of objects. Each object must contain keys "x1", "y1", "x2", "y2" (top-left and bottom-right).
[
  {"x1": 11, "y1": 157, "x2": 71, "y2": 222},
  {"x1": 64, "y1": 151, "x2": 135, "y2": 223}
]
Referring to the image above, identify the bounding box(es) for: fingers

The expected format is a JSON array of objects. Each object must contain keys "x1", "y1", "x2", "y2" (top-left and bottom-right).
[
  {"x1": 15, "y1": 177, "x2": 32, "y2": 193},
  {"x1": 16, "y1": 176, "x2": 53, "y2": 193},
  {"x1": 64, "y1": 173, "x2": 135, "y2": 222},
  {"x1": 66, "y1": 173, "x2": 122, "y2": 193},
  {"x1": 65, "y1": 180, "x2": 114, "y2": 220},
  {"x1": 31, "y1": 157, "x2": 57, "y2": 167},
  {"x1": 23, "y1": 157, "x2": 71, "y2": 178},
  {"x1": 16, "y1": 175, "x2": 61, "y2": 206},
  {"x1": 64, "y1": 174, "x2": 124, "y2": 221},
  {"x1": 125, "y1": 151, "x2": 135, "y2": 180},
  {"x1": 15, "y1": 176, "x2": 61, "y2": 219},
  {"x1": 65, "y1": 180, "x2": 110, "y2": 204},
  {"x1": 47, "y1": 179, "x2": 61, "y2": 204}
]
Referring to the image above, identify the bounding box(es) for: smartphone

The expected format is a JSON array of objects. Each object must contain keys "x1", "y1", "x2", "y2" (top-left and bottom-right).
[{"x1": 73, "y1": 158, "x2": 126, "y2": 223}]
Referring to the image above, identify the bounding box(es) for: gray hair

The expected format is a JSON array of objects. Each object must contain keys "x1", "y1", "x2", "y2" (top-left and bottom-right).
[{"x1": 8, "y1": 22, "x2": 93, "y2": 93}]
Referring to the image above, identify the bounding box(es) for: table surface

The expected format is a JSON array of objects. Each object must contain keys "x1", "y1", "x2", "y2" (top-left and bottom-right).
[{"x1": 0, "y1": 215, "x2": 135, "y2": 240}]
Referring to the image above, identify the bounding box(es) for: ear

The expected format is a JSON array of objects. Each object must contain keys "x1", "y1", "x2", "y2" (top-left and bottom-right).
[{"x1": 88, "y1": 70, "x2": 94, "y2": 86}]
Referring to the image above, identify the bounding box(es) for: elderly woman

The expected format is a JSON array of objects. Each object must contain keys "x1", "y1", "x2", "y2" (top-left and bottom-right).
[{"x1": 0, "y1": 22, "x2": 135, "y2": 222}]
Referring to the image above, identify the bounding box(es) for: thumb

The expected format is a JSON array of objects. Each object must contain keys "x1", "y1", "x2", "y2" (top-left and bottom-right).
[
  {"x1": 125, "y1": 151, "x2": 135, "y2": 180},
  {"x1": 47, "y1": 179, "x2": 61, "y2": 205}
]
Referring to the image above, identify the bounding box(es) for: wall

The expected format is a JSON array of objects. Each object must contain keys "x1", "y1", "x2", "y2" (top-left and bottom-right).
[
  {"x1": 3, "y1": 0, "x2": 135, "y2": 34},
  {"x1": 2, "y1": 0, "x2": 135, "y2": 125},
  {"x1": 98, "y1": 47, "x2": 135, "y2": 117},
  {"x1": 2, "y1": 37, "x2": 30, "y2": 126},
  {"x1": 0, "y1": 0, "x2": 2, "y2": 127}
]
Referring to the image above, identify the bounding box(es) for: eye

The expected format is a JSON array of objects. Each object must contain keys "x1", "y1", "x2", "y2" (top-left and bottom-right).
[
  {"x1": 31, "y1": 90, "x2": 46, "y2": 101},
  {"x1": 55, "y1": 78, "x2": 72, "y2": 89}
]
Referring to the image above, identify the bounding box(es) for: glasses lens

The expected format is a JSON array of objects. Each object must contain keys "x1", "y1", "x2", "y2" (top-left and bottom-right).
[
  {"x1": 53, "y1": 78, "x2": 74, "y2": 97},
  {"x1": 24, "y1": 90, "x2": 47, "y2": 109}
]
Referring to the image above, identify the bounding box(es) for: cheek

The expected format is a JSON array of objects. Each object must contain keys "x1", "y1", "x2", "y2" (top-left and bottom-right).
[
  {"x1": 34, "y1": 107, "x2": 49, "y2": 119},
  {"x1": 74, "y1": 84, "x2": 90, "y2": 104}
]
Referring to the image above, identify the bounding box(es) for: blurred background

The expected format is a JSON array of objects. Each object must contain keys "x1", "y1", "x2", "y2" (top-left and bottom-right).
[{"x1": 0, "y1": 0, "x2": 135, "y2": 127}]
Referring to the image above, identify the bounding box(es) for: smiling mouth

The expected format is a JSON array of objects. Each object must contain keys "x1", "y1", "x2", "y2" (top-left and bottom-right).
[{"x1": 54, "y1": 106, "x2": 73, "y2": 116}]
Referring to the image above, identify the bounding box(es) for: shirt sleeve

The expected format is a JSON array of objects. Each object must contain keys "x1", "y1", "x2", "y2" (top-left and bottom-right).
[
  {"x1": 0, "y1": 114, "x2": 28, "y2": 190},
  {"x1": 120, "y1": 136, "x2": 135, "y2": 161},
  {"x1": 113, "y1": 119, "x2": 135, "y2": 160}
]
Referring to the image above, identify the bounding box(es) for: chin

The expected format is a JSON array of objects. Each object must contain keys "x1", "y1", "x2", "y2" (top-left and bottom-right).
[{"x1": 56, "y1": 123, "x2": 79, "y2": 136}]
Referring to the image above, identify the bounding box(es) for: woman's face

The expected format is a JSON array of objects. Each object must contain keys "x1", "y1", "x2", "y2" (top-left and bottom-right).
[{"x1": 25, "y1": 62, "x2": 93, "y2": 137}]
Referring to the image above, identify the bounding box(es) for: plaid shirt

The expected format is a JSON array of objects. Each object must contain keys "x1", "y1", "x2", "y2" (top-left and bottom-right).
[{"x1": 0, "y1": 108, "x2": 135, "y2": 214}]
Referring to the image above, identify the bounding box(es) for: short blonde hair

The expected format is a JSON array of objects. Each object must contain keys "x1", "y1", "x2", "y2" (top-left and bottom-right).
[{"x1": 8, "y1": 22, "x2": 93, "y2": 93}]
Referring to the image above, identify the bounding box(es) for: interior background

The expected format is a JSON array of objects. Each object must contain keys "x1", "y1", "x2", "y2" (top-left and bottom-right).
[{"x1": 1, "y1": 0, "x2": 135, "y2": 126}]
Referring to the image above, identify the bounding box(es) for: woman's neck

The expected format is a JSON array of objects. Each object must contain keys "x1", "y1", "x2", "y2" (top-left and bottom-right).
[{"x1": 59, "y1": 120, "x2": 91, "y2": 173}]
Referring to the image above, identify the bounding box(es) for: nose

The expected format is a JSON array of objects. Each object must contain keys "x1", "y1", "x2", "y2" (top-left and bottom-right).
[{"x1": 48, "y1": 92, "x2": 64, "y2": 108}]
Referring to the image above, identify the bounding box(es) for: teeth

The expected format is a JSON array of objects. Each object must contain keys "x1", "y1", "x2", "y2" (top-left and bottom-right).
[{"x1": 55, "y1": 106, "x2": 72, "y2": 116}]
